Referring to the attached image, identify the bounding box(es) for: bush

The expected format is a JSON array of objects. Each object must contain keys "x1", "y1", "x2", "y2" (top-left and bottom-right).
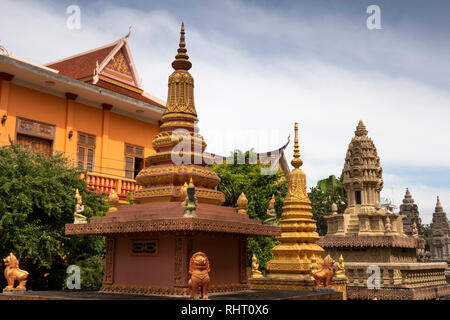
[{"x1": 0, "y1": 142, "x2": 108, "y2": 290}]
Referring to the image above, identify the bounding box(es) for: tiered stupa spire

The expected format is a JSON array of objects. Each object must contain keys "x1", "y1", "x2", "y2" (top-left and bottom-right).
[
  {"x1": 343, "y1": 120, "x2": 383, "y2": 215},
  {"x1": 324, "y1": 121, "x2": 406, "y2": 237},
  {"x1": 400, "y1": 188, "x2": 423, "y2": 236},
  {"x1": 266, "y1": 123, "x2": 325, "y2": 278},
  {"x1": 133, "y1": 24, "x2": 224, "y2": 205},
  {"x1": 430, "y1": 196, "x2": 450, "y2": 261}
]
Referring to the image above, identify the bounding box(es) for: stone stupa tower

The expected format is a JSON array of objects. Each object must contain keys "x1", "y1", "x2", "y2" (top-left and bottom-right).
[
  {"x1": 250, "y1": 123, "x2": 326, "y2": 290},
  {"x1": 318, "y1": 121, "x2": 450, "y2": 300},
  {"x1": 430, "y1": 196, "x2": 450, "y2": 261},
  {"x1": 400, "y1": 188, "x2": 423, "y2": 236},
  {"x1": 324, "y1": 120, "x2": 405, "y2": 237}
]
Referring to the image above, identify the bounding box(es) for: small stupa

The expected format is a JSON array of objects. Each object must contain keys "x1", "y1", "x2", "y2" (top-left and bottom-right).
[
  {"x1": 430, "y1": 196, "x2": 450, "y2": 261},
  {"x1": 250, "y1": 123, "x2": 327, "y2": 290},
  {"x1": 400, "y1": 188, "x2": 423, "y2": 236}
]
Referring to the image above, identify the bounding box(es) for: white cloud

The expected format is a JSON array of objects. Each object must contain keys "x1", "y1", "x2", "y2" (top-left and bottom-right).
[{"x1": 1, "y1": 0, "x2": 449, "y2": 224}]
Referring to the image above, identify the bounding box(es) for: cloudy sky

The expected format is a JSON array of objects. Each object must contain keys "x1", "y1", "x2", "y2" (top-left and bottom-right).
[{"x1": 1, "y1": 0, "x2": 449, "y2": 223}]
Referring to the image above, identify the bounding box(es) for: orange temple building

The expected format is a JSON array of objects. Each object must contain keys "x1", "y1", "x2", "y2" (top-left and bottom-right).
[
  {"x1": 0, "y1": 31, "x2": 165, "y2": 201},
  {"x1": 65, "y1": 24, "x2": 280, "y2": 296}
]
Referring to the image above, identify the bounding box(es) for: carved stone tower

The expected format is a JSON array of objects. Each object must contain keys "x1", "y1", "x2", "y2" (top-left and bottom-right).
[
  {"x1": 343, "y1": 120, "x2": 384, "y2": 215},
  {"x1": 326, "y1": 121, "x2": 405, "y2": 237},
  {"x1": 430, "y1": 196, "x2": 450, "y2": 261},
  {"x1": 400, "y1": 188, "x2": 423, "y2": 236},
  {"x1": 318, "y1": 122, "x2": 450, "y2": 299}
]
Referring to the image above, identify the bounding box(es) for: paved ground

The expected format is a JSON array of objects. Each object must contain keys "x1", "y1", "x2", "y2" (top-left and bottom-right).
[{"x1": 0, "y1": 289, "x2": 340, "y2": 300}]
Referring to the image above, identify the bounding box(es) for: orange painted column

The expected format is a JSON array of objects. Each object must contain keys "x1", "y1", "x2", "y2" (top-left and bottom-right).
[
  {"x1": 99, "y1": 103, "x2": 112, "y2": 174},
  {"x1": 0, "y1": 73, "x2": 14, "y2": 145},
  {"x1": 64, "y1": 92, "x2": 77, "y2": 165}
]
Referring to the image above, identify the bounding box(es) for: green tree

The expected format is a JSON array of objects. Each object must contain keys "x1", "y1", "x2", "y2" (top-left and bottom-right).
[
  {"x1": 0, "y1": 142, "x2": 108, "y2": 290},
  {"x1": 209, "y1": 149, "x2": 288, "y2": 271},
  {"x1": 308, "y1": 175, "x2": 347, "y2": 236}
]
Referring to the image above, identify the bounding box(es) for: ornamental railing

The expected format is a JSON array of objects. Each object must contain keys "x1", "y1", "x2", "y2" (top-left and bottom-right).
[{"x1": 82, "y1": 172, "x2": 143, "y2": 200}]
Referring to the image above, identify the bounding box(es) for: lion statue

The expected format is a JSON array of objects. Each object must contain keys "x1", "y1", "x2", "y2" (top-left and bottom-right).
[
  {"x1": 313, "y1": 254, "x2": 335, "y2": 288},
  {"x1": 188, "y1": 252, "x2": 210, "y2": 300},
  {"x1": 3, "y1": 252, "x2": 29, "y2": 291}
]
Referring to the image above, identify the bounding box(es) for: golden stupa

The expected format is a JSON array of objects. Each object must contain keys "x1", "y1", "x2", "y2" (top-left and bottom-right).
[
  {"x1": 132, "y1": 23, "x2": 224, "y2": 205},
  {"x1": 250, "y1": 122, "x2": 325, "y2": 290}
]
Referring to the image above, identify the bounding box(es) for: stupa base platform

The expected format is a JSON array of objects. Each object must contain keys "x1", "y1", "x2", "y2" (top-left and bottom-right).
[
  {"x1": 347, "y1": 284, "x2": 450, "y2": 300},
  {"x1": 248, "y1": 276, "x2": 316, "y2": 291},
  {"x1": 0, "y1": 289, "x2": 342, "y2": 300},
  {"x1": 249, "y1": 276, "x2": 348, "y2": 299}
]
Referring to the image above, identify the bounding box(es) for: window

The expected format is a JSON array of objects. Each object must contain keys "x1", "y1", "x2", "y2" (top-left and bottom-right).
[
  {"x1": 77, "y1": 132, "x2": 96, "y2": 172},
  {"x1": 131, "y1": 240, "x2": 158, "y2": 256},
  {"x1": 15, "y1": 117, "x2": 55, "y2": 157},
  {"x1": 355, "y1": 191, "x2": 362, "y2": 205},
  {"x1": 124, "y1": 143, "x2": 144, "y2": 179}
]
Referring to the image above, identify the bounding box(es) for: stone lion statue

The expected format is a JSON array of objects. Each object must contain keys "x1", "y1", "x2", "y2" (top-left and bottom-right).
[
  {"x1": 188, "y1": 252, "x2": 210, "y2": 300},
  {"x1": 3, "y1": 252, "x2": 29, "y2": 291},
  {"x1": 313, "y1": 254, "x2": 334, "y2": 288}
]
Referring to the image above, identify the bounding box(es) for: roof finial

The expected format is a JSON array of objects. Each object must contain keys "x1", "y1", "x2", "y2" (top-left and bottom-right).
[
  {"x1": 124, "y1": 26, "x2": 132, "y2": 39},
  {"x1": 355, "y1": 120, "x2": 368, "y2": 137},
  {"x1": 436, "y1": 196, "x2": 443, "y2": 212},
  {"x1": 0, "y1": 40, "x2": 11, "y2": 56},
  {"x1": 291, "y1": 122, "x2": 303, "y2": 169},
  {"x1": 172, "y1": 22, "x2": 192, "y2": 71}
]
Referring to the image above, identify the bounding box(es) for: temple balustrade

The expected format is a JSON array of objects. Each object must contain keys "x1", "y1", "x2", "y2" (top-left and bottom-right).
[
  {"x1": 345, "y1": 262, "x2": 448, "y2": 289},
  {"x1": 82, "y1": 172, "x2": 143, "y2": 201}
]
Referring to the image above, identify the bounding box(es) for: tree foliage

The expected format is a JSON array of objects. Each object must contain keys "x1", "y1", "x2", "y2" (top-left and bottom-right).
[
  {"x1": 209, "y1": 149, "x2": 288, "y2": 271},
  {"x1": 0, "y1": 142, "x2": 108, "y2": 290},
  {"x1": 308, "y1": 175, "x2": 347, "y2": 236}
]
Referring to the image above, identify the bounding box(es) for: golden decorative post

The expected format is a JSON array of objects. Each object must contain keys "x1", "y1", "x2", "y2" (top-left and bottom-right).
[
  {"x1": 237, "y1": 192, "x2": 248, "y2": 214},
  {"x1": 180, "y1": 182, "x2": 188, "y2": 207},
  {"x1": 108, "y1": 189, "x2": 119, "y2": 212}
]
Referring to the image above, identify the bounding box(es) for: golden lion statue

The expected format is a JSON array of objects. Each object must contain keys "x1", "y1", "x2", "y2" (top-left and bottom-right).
[
  {"x1": 313, "y1": 254, "x2": 334, "y2": 288},
  {"x1": 188, "y1": 252, "x2": 210, "y2": 300},
  {"x1": 3, "y1": 252, "x2": 29, "y2": 291}
]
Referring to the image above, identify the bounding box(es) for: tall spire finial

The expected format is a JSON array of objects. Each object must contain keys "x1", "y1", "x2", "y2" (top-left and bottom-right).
[
  {"x1": 291, "y1": 122, "x2": 303, "y2": 169},
  {"x1": 436, "y1": 196, "x2": 443, "y2": 212},
  {"x1": 355, "y1": 120, "x2": 368, "y2": 137},
  {"x1": 172, "y1": 22, "x2": 192, "y2": 71}
]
